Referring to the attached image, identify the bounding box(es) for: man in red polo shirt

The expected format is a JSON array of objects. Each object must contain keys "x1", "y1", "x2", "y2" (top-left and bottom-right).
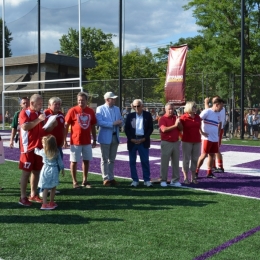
[
  {"x1": 19, "y1": 94, "x2": 46, "y2": 206},
  {"x1": 159, "y1": 103, "x2": 183, "y2": 187},
  {"x1": 64, "y1": 92, "x2": 97, "y2": 189}
]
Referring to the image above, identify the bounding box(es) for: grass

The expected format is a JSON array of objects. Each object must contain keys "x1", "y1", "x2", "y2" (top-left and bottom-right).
[{"x1": 1, "y1": 161, "x2": 260, "y2": 259}]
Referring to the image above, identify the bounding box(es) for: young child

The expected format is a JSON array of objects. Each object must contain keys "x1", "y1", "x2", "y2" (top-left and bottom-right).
[{"x1": 35, "y1": 135, "x2": 64, "y2": 210}]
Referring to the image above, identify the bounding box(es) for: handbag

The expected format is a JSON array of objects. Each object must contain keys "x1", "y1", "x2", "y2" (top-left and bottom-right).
[{"x1": 0, "y1": 136, "x2": 5, "y2": 164}]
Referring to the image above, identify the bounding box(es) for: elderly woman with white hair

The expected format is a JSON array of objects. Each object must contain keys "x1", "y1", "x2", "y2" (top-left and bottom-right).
[{"x1": 179, "y1": 101, "x2": 201, "y2": 184}]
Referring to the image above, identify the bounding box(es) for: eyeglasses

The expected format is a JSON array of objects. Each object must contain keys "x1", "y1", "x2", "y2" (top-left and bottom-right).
[
  {"x1": 133, "y1": 105, "x2": 140, "y2": 108},
  {"x1": 192, "y1": 106, "x2": 197, "y2": 109}
]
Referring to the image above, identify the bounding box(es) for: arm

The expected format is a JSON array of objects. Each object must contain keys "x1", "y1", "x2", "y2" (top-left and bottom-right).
[
  {"x1": 21, "y1": 114, "x2": 46, "y2": 131},
  {"x1": 10, "y1": 128, "x2": 17, "y2": 148},
  {"x1": 160, "y1": 117, "x2": 181, "y2": 133},
  {"x1": 204, "y1": 97, "x2": 210, "y2": 109},
  {"x1": 91, "y1": 124, "x2": 97, "y2": 148},
  {"x1": 34, "y1": 148, "x2": 42, "y2": 156},
  {"x1": 63, "y1": 123, "x2": 69, "y2": 148}
]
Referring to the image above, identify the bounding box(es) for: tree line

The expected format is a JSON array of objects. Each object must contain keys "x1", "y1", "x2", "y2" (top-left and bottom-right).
[{"x1": 2, "y1": 1, "x2": 260, "y2": 107}]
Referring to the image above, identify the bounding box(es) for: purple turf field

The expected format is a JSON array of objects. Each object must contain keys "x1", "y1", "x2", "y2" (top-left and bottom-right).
[{"x1": 2, "y1": 131, "x2": 260, "y2": 199}]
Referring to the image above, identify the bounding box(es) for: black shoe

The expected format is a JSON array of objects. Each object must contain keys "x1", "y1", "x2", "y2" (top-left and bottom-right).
[
  {"x1": 213, "y1": 168, "x2": 224, "y2": 173},
  {"x1": 207, "y1": 173, "x2": 217, "y2": 179}
]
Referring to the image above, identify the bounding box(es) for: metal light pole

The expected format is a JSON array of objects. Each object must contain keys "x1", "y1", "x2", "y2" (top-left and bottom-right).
[
  {"x1": 240, "y1": 0, "x2": 245, "y2": 139},
  {"x1": 38, "y1": 0, "x2": 41, "y2": 91},
  {"x1": 119, "y1": 0, "x2": 123, "y2": 110}
]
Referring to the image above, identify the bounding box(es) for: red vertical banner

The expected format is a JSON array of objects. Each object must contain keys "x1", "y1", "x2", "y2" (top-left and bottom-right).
[{"x1": 165, "y1": 45, "x2": 188, "y2": 105}]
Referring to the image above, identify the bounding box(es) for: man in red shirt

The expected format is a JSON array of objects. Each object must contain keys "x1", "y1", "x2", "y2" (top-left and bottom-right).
[
  {"x1": 159, "y1": 103, "x2": 183, "y2": 187},
  {"x1": 18, "y1": 94, "x2": 46, "y2": 206},
  {"x1": 38, "y1": 97, "x2": 65, "y2": 197},
  {"x1": 44, "y1": 97, "x2": 65, "y2": 157},
  {"x1": 64, "y1": 92, "x2": 97, "y2": 189}
]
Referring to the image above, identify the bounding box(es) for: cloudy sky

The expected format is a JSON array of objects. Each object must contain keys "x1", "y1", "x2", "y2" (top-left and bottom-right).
[{"x1": 0, "y1": 0, "x2": 200, "y2": 57}]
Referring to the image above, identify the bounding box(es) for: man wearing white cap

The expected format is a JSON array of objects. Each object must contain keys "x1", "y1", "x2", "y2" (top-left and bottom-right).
[{"x1": 96, "y1": 92, "x2": 123, "y2": 186}]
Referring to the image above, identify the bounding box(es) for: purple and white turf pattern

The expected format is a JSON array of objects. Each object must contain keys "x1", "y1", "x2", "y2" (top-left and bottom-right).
[{"x1": 2, "y1": 131, "x2": 260, "y2": 199}]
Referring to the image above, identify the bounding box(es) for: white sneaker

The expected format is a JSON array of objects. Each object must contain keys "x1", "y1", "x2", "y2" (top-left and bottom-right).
[
  {"x1": 130, "y1": 181, "x2": 139, "y2": 187},
  {"x1": 160, "y1": 181, "x2": 168, "y2": 187},
  {"x1": 169, "y1": 181, "x2": 182, "y2": 187},
  {"x1": 144, "y1": 181, "x2": 153, "y2": 187}
]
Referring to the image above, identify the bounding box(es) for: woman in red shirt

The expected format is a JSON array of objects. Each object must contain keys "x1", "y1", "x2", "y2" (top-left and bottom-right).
[{"x1": 180, "y1": 102, "x2": 201, "y2": 184}]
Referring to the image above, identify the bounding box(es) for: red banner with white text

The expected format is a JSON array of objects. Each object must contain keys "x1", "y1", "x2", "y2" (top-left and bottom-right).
[{"x1": 165, "y1": 45, "x2": 188, "y2": 105}]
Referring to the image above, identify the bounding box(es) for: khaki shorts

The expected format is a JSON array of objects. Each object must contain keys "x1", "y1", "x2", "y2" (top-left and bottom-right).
[{"x1": 70, "y1": 144, "x2": 92, "y2": 162}]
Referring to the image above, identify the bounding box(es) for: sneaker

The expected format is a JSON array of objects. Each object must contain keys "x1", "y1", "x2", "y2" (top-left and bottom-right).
[
  {"x1": 130, "y1": 181, "x2": 139, "y2": 187},
  {"x1": 40, "y1": 203, "x2": 55, "y2": 210},
  {"x1": 18, "y1": 197, "x2": 32, "y2": 206},
  {"x1": 49, "y1": 202, "x2": 58, "y2": 208},
  {"x1": 207, "y1": 173, "x2": 217, "y2": 179},
  {"x1": 110, "y1": 179, "x2": 120, "y2": 186},
  {"x1": 160, "y1": 181, "x2": 168, "y2": 187},
  {"x1": 144, "y1": 181, "x2": 153, "y2": 187},
  {"x1": 28, "y1": 195, "x2": 43, "y2": 203},
  {"x1": 103, "y1": 180, "x2": 111, "y2": 187},
  {"x1": 213, "y1": 168, "x2": 224, "y2": 173},
  {"x1": 169, "y1": 181, "x2": 182, "y2": 187}
]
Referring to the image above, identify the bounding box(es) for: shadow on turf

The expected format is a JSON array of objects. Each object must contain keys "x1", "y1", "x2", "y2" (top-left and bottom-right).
[{"x1": 0, "y1": 214, "x2": 124, "y2": 224}]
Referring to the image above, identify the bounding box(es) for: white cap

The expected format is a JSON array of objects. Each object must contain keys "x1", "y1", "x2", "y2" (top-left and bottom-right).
[{"x1": 104, "y1": 92, "x2": 118, "y2": 99}]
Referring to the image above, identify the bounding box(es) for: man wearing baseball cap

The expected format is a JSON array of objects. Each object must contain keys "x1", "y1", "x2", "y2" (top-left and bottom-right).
[{"x1": 96, "y1": 92, "x2": 123, "y2": 186}]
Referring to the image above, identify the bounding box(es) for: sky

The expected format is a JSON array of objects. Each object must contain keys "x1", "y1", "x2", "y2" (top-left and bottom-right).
[{"x1": 0, "y1": 0, "x2": 200, "y2": 57}]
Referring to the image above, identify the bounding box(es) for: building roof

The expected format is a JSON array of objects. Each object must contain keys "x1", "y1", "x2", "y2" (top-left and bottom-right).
[{"x1": 0, "y1": 53, "x2": 96, "y2": 68}]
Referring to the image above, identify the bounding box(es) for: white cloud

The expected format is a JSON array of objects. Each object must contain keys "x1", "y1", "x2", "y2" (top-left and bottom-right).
[{"x1": 1, "y1": 0, "x2": 200, "y2": 57}]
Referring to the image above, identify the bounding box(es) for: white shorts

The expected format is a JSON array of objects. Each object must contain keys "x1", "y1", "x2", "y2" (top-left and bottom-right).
[{"x1": 70, "y1": 144, "x2": 93, "y2": 162}]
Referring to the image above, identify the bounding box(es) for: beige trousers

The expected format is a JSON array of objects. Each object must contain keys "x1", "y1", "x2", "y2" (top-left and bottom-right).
[
  {"x1": 160, "y1": 140, "x2": 180, "y2": 182},
  {"x1": 182, "y1": 141, "x2": 201, "y2": 174}
]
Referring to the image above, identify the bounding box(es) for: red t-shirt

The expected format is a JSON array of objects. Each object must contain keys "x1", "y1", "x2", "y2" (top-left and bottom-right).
[
  {"x1": 159, "y1": 114, "x2": 180, "y2": 142},
  {"x1": 19, "y1": 108, "x2": 43, "y2": 153},
  {"x1": 180, "y1": 113, "x2": 201, "y2": 143},
  {"x1": 65, "y1": 106, "x2": 97, "y2": 145},
  {"x1": 44, "y1": 109, "x2": 65, "y2": 147}
]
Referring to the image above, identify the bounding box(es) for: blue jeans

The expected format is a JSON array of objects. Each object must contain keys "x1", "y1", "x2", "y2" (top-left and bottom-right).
[{"x1": 129, "y1": 143, "x2": 151, "y2": 182}]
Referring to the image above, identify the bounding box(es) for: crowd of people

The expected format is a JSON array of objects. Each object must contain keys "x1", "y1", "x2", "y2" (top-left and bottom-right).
[{"x1": 2, "y1": 91, "x2": 229, "y2": 210}]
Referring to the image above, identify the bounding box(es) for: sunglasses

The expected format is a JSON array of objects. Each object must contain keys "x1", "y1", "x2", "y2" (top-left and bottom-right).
[
  {"x1": 192, "y1": 106, "x2": 197, "y2": 109},
  {"x1": 133, "y1": 105, "x2": 140, "y2": 108}
]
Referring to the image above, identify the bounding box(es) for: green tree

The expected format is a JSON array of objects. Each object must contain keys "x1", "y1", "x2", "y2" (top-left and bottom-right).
[
  {"x1": 184, "y1": 0, "x2": 260, "y2": 107},
  {"x1": 59, "y1": 27, "x2": 115, "y2": 58},
  {"x1": 0, "y1": 18, "x2": 13, "y2": 57},
  {"x1": 84, "y1": 46, "x2": 161, "y2": 105}
]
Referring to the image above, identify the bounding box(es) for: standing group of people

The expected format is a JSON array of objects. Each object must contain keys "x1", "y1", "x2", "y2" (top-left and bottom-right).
[{"x1": 5, "y1": 91, "x2": 227, "y2": 210}]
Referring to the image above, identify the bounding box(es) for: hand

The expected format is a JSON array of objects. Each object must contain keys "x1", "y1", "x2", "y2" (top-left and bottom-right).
[
  {"x1": 10, "y1": 140, "x2": 14, "y2": 148},
  {"x1": 201, "y1": 131, "x2": 209, "y2": 137},
  {"x1": 63, "y1": 141, "x2": 69, "y2": 148},
  {"x1": 113, "y1": 119, "x2": 123, "y2": 126},
  {"x1": 204, "y1": 97, "x2": 210, "y2": 103},
  {"x1": 61, "y1": 169, "x2": 65, "y2": 177},
  {"x1": 92, "y1": 140, "x2": 96, "y2": 148},
  {"x1": 38, "y1": 113, "x2": 46, "y2": 122}
]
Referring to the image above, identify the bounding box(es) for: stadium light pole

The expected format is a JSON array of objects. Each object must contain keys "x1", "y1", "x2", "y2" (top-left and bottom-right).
[
  {"x1": 37, "y1": 0, "x2": 41, "y2": 91},
  {"x1": 240, "y1": 0, "x2": 245, "y2": 139},
  {"x1": 119, "y1": 0, "x2": 123, "y2": 111}
]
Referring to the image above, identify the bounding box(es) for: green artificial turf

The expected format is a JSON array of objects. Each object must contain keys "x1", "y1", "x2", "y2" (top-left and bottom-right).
[{"x1": 0, "y1": 161, "x2": 260, "y2": 260}]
